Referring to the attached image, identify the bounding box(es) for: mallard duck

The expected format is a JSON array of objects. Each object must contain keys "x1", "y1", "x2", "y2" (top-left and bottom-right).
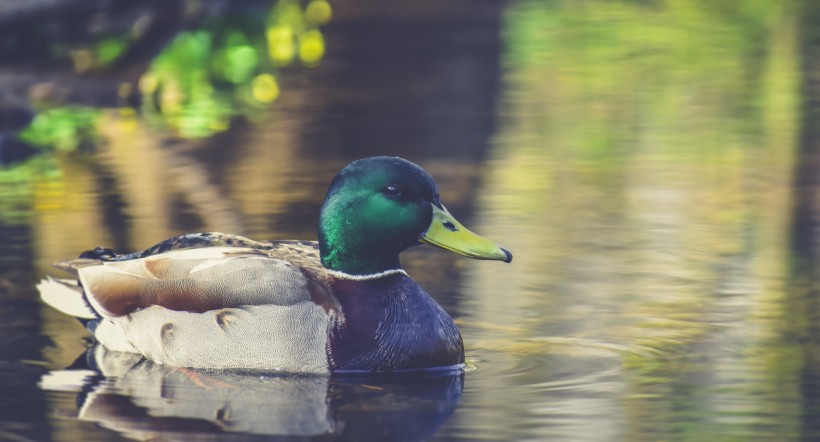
[{"x1": 38, "y1": 156, "x2": 512, "y2": 373}]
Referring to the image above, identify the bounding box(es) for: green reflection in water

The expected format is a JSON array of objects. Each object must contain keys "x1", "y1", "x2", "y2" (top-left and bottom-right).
[
  {"x1": 0, "y1": 157, "x2": 61, "y2": 226},
  {"x1": 455, "y1": 0, "x2": 802, "y2": 440}
]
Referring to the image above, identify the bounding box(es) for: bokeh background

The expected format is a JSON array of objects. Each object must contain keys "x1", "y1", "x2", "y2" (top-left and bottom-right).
[{"x1": 1, "y1": 0, "x2": 819, "y2": 440}]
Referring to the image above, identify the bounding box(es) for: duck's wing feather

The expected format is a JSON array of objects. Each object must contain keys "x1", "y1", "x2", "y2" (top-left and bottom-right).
[
  {"x1": 63, "y1": 244, "x2": 335, "y2": 318},
  {"x1": 79, "y1": 232, "x2": 282, "y2": 262}
]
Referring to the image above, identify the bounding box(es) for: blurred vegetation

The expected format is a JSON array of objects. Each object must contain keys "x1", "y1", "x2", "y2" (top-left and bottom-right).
[
  {"x1": 503, "y1": 0, "x2": 796, "y2": 162},
  {"x1": 18, "y1": 107, "x2": 101, "y2": 152},
  {"x1": 139, "y1": 0, "x2": 330, "y2": 138},
  {"x1": 468, "y1": 0, "x2": 801, "y2": 438},
  {"x1": 0, "y1": 0, "x2": 331, "y2": 224}
]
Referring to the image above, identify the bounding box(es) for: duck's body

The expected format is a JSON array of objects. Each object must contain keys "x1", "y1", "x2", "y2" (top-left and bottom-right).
[
  {"x1": 39, "y1": 157, "x2": 511, "y2": 373},
  {"x1": 41, "y1": 234, "x2": 463, "y2": 373}
]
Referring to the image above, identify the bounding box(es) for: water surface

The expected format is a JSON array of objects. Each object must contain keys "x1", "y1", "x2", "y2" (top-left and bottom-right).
[{"x1": 1, "y1": 0, "x2": 819, "y2": 440}]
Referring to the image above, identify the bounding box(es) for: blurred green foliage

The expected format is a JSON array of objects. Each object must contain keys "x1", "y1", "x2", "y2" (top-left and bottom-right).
[
  {"x1": 139, "y1": 0, "x2": 329, "y2": 138},
  {"x1": 18, "y1": 107, "x2": 101, "y2": 152},
  {"x1": 10, "y1": 0, "x2": 330, "y2": 150},
  {"x1": 1, "y1": 0, "x2": 331, "y2": 224}
]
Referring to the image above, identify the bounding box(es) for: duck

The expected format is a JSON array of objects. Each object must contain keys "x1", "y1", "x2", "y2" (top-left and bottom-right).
[{"x1": 37, "y1": 156, "x2": 512, "y2": 374}]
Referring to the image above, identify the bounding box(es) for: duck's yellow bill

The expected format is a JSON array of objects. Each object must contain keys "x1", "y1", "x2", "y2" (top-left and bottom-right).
[{"x1": 419, "y1": 204, "x2": 512, "y2": 263}]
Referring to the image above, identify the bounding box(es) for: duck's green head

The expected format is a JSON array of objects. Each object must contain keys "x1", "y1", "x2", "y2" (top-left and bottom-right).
[{"x1": 319, "y1": 156, "x2": 512, "y2": 275}]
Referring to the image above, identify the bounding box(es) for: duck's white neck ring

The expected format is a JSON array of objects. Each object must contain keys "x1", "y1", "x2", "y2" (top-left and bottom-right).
[{"x1": 325, "y1": 268, "x2": 408, "y2": 281}]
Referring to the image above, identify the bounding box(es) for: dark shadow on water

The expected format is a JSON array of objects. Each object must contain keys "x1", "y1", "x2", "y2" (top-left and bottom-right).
[
  {"x1": 302, "y1": 10, "x2": 502, "y2": 160},
  {"x1": 40, "y1": 346, "x2": 463, "y2": 441}
]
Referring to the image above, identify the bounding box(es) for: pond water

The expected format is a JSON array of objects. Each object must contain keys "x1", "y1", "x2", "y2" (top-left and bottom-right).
[{"x1": 1, "y1": 0, "x2": 819, "y2": 440}]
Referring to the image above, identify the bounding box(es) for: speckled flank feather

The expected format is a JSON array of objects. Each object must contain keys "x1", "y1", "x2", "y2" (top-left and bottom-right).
[{"x1": 94, "y1": 303, "x2": 331, "y2": 372}]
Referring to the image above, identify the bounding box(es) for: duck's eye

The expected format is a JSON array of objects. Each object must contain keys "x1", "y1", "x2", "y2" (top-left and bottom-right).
[{"x1": 384, "y1": 185, "x2": 402, "y2": 198}]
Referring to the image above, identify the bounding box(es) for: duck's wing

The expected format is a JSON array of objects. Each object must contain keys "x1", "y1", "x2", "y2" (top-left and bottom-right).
[
  {"x1": 78, "y1": 232, "x2": 280, "y2": 262},
  {"x1": 57, "y1": 244, "x2": 335, "y2": 318}
]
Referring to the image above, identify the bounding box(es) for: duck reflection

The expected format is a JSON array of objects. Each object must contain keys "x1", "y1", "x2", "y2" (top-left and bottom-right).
[{"x1": 41, "y1": 346, "x2": 463, "y2": 441}]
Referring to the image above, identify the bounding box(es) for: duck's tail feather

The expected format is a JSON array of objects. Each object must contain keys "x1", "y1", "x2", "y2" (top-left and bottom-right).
[
  {"x1": 52, "y1": 258, "x2": 104, "y2": 277},
  {"x1": 37, "y1": 276, "x2": 98, "y2": 319}
]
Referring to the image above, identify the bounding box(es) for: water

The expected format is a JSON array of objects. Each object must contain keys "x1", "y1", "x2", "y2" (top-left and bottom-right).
[{"x1": 1, "y1": 0, "x2": 819, "y2": 440}]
